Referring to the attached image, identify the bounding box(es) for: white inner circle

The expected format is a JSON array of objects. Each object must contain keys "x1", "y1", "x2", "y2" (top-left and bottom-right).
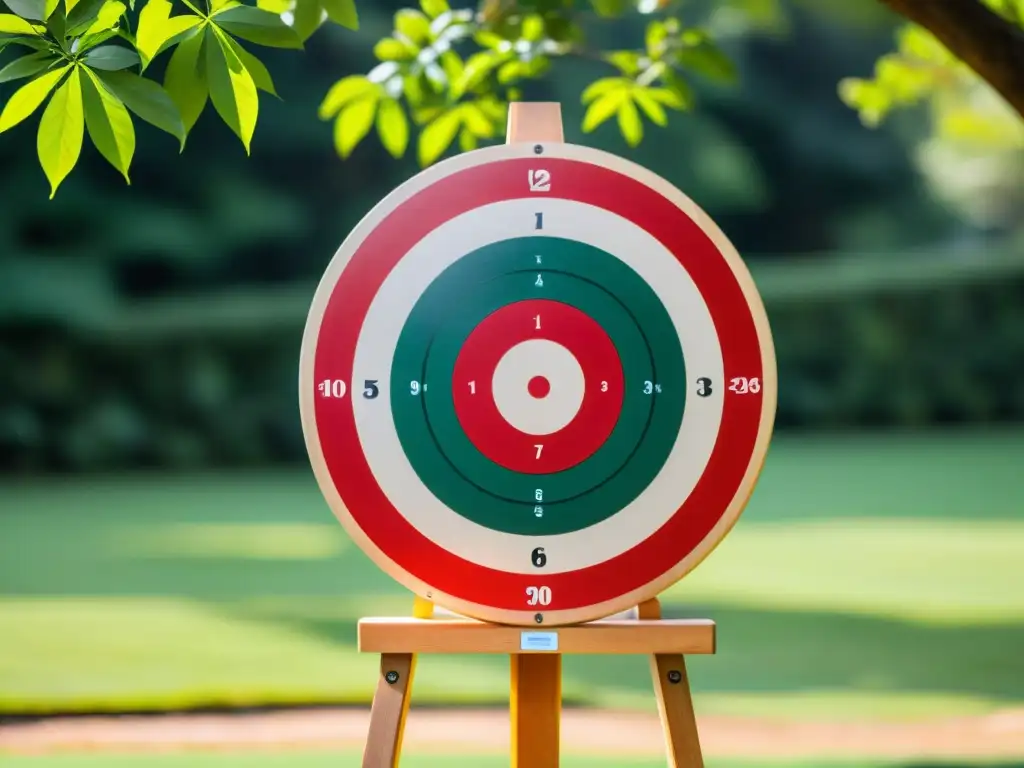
[
  {"x1": 348, "y1": 197, "x2": 725, "y2": 574},
  {"x1": 492, "y1": 339, "x2": 584, "y2": 436}
]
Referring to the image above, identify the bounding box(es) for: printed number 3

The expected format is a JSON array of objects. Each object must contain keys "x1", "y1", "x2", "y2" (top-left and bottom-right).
[{"x1": 526, "y1": 586, "x2": 551, "y2": 606}]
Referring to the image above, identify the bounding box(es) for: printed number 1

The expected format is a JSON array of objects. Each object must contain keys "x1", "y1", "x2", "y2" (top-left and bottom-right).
[
  {"x1": 535, "y1": 212, "x2": 543, "y2": 230},
  {"x1": 468, "y1": 380, "x2": 476, "y2": 394}
]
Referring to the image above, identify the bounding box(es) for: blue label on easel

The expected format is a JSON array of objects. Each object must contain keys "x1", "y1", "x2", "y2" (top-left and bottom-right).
[{"x1": 520, "y1": 631, "x2": 558, "y2": 652}]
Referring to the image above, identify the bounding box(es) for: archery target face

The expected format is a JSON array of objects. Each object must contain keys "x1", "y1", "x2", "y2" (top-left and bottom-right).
[{"x1": 299, "y1": 141, "x2": 777, "y2": 626}]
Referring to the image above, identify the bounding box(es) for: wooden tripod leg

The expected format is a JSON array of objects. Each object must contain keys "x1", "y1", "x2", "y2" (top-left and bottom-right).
[
  {"x1": 510, "y1": 653, "x2": 561, "y2": 768},
  {"x1": 362, "y1": 598, "x2": 433, "y2": 768},
  {"x1": 639, "y1": 599, "x2": 705, "y2": 768},
  {"x1": 650, "y1": 654, "x2": 704, "y2": 767},
  {"x1": 362, "y1": 653, "x2": 415, "y2": 767}
]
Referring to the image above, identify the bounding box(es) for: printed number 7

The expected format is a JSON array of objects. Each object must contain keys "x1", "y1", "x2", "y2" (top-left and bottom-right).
[{"x1": 534, "y1": 444, "x2": 543, "y2": 459}]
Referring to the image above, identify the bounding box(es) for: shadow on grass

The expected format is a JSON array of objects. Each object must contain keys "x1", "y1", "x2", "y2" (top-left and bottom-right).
[{"x1": 251, "y1": 600, "x2": 1024, "y2": 706}]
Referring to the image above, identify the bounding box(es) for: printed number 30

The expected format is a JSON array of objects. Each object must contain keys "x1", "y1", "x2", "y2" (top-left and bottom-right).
[{"x1": 526, "y1": 585, "x2": 551, "y2": 606}]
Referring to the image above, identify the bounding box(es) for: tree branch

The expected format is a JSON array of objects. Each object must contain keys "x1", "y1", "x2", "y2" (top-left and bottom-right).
[{"x1": 878, "y1": 0, "x2": 1024, "y2": 119}]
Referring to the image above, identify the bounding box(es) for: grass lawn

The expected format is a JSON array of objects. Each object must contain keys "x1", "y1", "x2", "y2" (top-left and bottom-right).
[{"x1": 1, "y1": 430, "x2": 1023, "y2": 720}]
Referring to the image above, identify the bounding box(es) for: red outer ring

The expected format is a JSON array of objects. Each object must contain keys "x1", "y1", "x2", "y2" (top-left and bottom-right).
[
  {"x1": 451, "y1": 299, "x2": 624, "y2": 474},
  {"x1": 312, "y1": 157, "x2": 764, "y2": 612}
]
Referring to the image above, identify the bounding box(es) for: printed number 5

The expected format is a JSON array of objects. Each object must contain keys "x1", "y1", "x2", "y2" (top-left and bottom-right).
[
  {"x1": 528, "y1": 169, "x2": 551, "y2": 192},
  {"x1": 526, "y1": 585, "x2": 551, "y2": 606}
]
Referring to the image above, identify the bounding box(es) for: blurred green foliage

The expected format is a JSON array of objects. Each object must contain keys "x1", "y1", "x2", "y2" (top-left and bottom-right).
[
  {"x1": 0, "y1": 0, "x2": 1022, "y2": 195},
  {"x1": 4, "y1": 265, "x2": 1024, "y2": 472},
  {"x1": 0, "y1": 0, "x2": 1022, "y2": 474}
]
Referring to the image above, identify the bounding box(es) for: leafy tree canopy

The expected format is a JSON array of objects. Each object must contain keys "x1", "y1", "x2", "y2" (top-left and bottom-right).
[{"x1": 0, "y1": 0, "x2": 1021, "y2": 197}]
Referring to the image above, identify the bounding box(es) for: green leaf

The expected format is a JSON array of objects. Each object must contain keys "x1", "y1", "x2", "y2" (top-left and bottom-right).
[
  {"x1": 163, "y1": 24, "x2": 206, "y2": 133},
  {"x1": 81, "y1": 66, "x2": 134, "y2": 180},
  {"x1": 0, "y1": 13, "x2": 44, "y2": 33},
  {"x1": 318, "y1": 74, "x2": 375, "y2": 119},
  {"x1": 205, "y1": 26, "x2": 257, "y2": 152},
  {"x1": 3, "y1": 0, "x2": 46, "y2": 21},
  {"x1": 632, "y1": 87, "x2": 666, "y2": 126},
  {"x1": 36, "y1": 64, "x2": 83, "y2": 197},
  {"x1": 645, "y1": 19, "x2": 667, "y2": 58},
  {"x1": 419, "y1": 0, "x2": 446, "y2": 19},
  {"x1": 677, "y1": 30, "x2": 737, "y2": 83},
  {"x1": 589, "y1": 0, "x2": 626, "y2": 17},
  {"x1": 42, "y1": 0, "x2": 58, "y2": 19},
  {"x1": 393, "y1": 8, "x2": 429, "y2": 45},
  {"x1": 0, "y1": 50, "x2": 56, "y2": 83},
  {"x1": 320, "y1": 0, "x2": 356, "y2": 29},
  {"x1": 221, "y1": 34, "x2": 275, "y2": 96},
  {"x1": 458, "y1": 102, "x2": 492, "y2": 137},
  {"x1": 83, "y1": 44, "x2": 139, "y2": 69},
  {"x1": 603, "y1": 50, "x2": 640, "y2": 77},
  {"x1": 616, "y1": 94, "x2": 642, "y2": 146},
  {"x1": 136, "y1": 0, "x2": 201, "y2": 69},
  {"x1": 64, "y1": 0, "x2": 105, "y2": 33},
  {"x1": 581, "y1": 76, "x2": 629, "y2": 104},
  {"x1": 645, "y1": 85, "x2": 688, "y2": 110},
  {"x1": 417, "y1": 107, "x2": 459, "y2": 166},
  {"x1": 374, "y1": 36, "x2": 414, "y2": 61},
  {"x1": 0, "y1": 63, "x2": 68, "y2": 132},
  {"x1": 81, "y1": 0, "x2": 125, "y2": 37},
  {"x1": 96, "y1": 68, "x2": 185, "y2": 146},
  {"x1": 45, "y1": 3, "x2": 65, "y2": 45},
  {"x1": 659, "y1": 70, "x2": 693, "y2": 109},
  {"x1": 451, "y1": 50, "x2": 502, "y2": 99},
  {"x1": 0, "y1": 33, "x2": 51, "y2": 50},
  {"x1": 375, "y1": 96, "x2": 407, "y2": 158},
  {"x1": 521, "y1": 13, "x2": 543, "y2": 42},
  {"x1": 581, "y1": 89, "x2": 625, "y2": 133},
  {"x1": 333, "y1": 94, "x2": 376, "y2": 158},
  {"x1": 290, "y1": 0, "x2": 323, "y2": 42},
  {"x1": 456, "y1": 125, "x2": 474, "y2": 151},
  {"x1": 213, "y1": 5, "x2": 302, "y2": 49}
]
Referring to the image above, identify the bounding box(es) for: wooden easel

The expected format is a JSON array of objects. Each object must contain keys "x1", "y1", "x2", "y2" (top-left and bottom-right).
[
  {"x1": 357, "y1": 102, "x2": 715, "y2": 767},
  {"x1": 358, "y1": 595, "x2": 714, "y2": 767}
]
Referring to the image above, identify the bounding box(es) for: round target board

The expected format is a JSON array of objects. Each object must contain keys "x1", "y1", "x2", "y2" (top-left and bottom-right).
[{"x1": 299, "y1": 140, "x2": 777, "y2": 627}]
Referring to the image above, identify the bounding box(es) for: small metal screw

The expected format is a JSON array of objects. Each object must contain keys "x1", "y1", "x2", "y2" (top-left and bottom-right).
[
  {"x1": 534, "y1": 613, "x2": 544, "y2": 624},
  {"x1": 667, "y1": 670, "x2": 682, "y2": 684},
  {"x1": 533, "y1": 144, "x2": 543, "y2": 155},
  {"x1": 385, "y1": 671, "x2": 400, "y2": 684}
]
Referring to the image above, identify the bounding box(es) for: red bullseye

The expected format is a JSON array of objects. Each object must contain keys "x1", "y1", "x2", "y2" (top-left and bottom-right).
[
  {"x1": 527, "y1": 376, "x2": 550, "y2": 399},
  {"x1": 452, "y1": 298, "x2": 624, "y2": 474}
]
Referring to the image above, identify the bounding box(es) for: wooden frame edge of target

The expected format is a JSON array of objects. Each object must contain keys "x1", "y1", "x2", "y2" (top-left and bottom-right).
[{"x1": 298, "y1": 99, "x2": 778, "y2": 628}]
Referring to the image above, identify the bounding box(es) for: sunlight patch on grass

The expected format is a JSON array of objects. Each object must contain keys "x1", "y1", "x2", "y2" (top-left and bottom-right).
[
  {"x1": 115, "y1": 523, "x2": 349, "y2": 560},
  {"x1": 666, "y1": 518, "x2": 1024, "y2": 625},
  {"x1": 0, "y1": 598, "x2": 509, "y2": 715}
]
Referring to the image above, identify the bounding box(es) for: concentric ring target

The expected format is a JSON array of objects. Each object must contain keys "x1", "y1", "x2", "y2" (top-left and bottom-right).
[{"x1": 299, "y1": 142, "x2": 777, "y2": 626}]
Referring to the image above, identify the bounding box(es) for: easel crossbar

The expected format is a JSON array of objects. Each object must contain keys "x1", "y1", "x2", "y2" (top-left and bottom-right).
[{"x1": 358, "y1": 617, "x2": 715, "y2": 655}]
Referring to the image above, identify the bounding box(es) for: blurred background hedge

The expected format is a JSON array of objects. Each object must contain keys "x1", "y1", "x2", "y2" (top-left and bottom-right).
[{"x1": 1, "y1": 0, "x2": 1022, "y2": 474}]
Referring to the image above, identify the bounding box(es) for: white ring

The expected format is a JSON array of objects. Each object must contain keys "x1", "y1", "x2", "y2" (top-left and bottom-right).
[
  {"x1": 349, "y1": 197, "x2": 724, "y2": 574},
  {"x1": 491, "y1": 340, "x2": 585, "y2": 436}
]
